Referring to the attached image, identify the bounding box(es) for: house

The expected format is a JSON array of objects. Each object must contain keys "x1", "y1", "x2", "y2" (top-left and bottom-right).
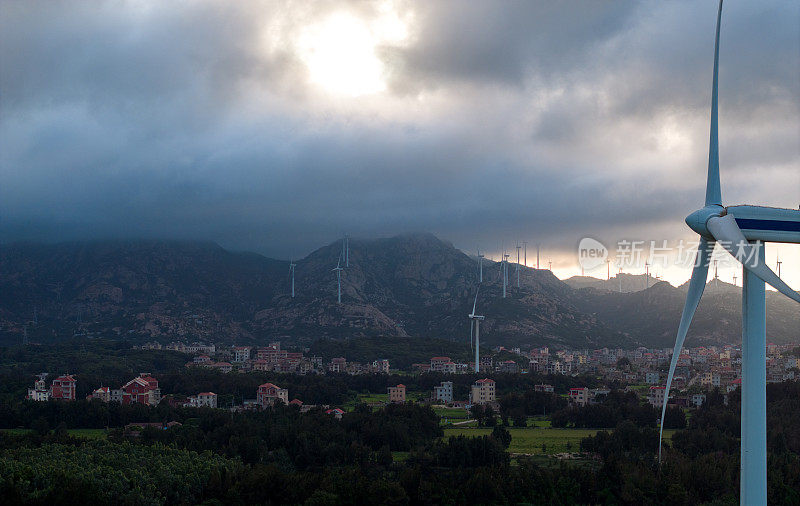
[
  {"x1": 49, "y1": 374, "x2": 77, "y2": 401},
  {"x1": 647, "y1": 386, "x2": 666, "y2": 407},
  {"x1": 329, "y1": 357, "x2": 347, "y2": 373},
  {"x1": 121, "y1": 373, "x2": 161, "y2": 406},
  {"x1": 193, "y1": 355, "x2": 212, "y2": 364},
  {"x1": 645, "y1": 371, "x2": 660, "y2": 385},
  {"x1": 430, "y1": 357, "x2": 454, "y2": 373},
  {"x1": 534, "y1": 384, "x2": 554, "y2": 393},
  {"x1": 26, "y1": 373, "x2": 50, "y2": 401},
  {"x1": 433, "y1": 381, "x2": 453, "y2": 403},
  {"x1": 233, "y1": 346, "x2": 251, "y2": 362},
  {"x1": 470, "y1": 378, "x2": 495, "y2": 405},
  {"x1": 727, "y1": 378, "x2": 741, "y2": 393},
  {"x1": 90, "y1": 386, "x2": 111, "y2": 402},
  {"x1": 496, "y1": 360, "x2": 519, "y2": 374},
  {"x1": 185, "y1": 392, "x2": 217, "y2": 408},
  {"x1": 569, "y1": 387, "x2": 589, "y2": 407},
  {"x1": 289, "y1": 399, "x2": 303, "y2": 407},
  {"x1": 325, "y1": 408, "x2": 345, "y2": 420},
  {"x1": 371, "y1": 359, "x2": 390, "y2": 374},
  {"x1": 388, "y1": 384, "x2": 406, "y2": 403},
  {"x1": 257, "y1": 382, "x2": 288, "y2": 406},
  {"x1": 691, "y1": 393, "x2": 706, "y2": 407}
]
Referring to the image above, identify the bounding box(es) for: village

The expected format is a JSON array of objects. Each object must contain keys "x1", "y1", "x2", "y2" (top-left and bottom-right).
[{"x1": 25, "y1": 340, "x2": 799, "y2": 416}]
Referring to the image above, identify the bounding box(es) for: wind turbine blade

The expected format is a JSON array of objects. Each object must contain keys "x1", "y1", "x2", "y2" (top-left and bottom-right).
[
  {"x1": 470, "y1": 319, "x2": 473, "y2": 350},
  {"x1": 659, "y1": 236, "x2": 714, "y2": 462},
  {"x1": 708, "y1": 214, "x2": 800, "y2": 303},
  {"x1": 705, "y1": 0, "x2": 723, "y2": 206},
  {"x1": 472, "y1": 286, "x2": 480, "y2": 315}
]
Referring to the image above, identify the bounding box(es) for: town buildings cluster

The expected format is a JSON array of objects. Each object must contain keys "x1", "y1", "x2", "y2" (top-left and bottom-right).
[{"x1": 142, "y1": 341, "x2": 390, "y2": 376}]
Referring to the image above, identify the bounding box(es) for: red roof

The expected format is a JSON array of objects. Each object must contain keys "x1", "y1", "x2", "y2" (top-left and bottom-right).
[
  {"x1": 431, "y1": 356, "x2": 451, "y2": 361},
  {"x1": 259, "y1": 382, "x2": 280, "y2": 389},
  {"x1": 54, "y1": 375, "x2": 76, "y2": 383},
  {"x1": 475, "y1": 378, "x2": 495, "y2": 384},
  {"x1": 198, "y1": 392, "x2": 216, "y2": 396},
  {"x1": 289, "y1": 399, "x2": 303, "y2": 405},
  {"x1": 395, "y1": 384, "x2": 406, "y2": 388}
]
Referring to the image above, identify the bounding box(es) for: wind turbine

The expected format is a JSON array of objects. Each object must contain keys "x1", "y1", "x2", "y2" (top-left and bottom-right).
[
  {"x1": 523, "y1": 241, "x2": 528, "y2": 267},
  {"x1": 618, "y1": 265, "x2": 623, "y2": 293},
  {"x1": 468, "y1": 287, "x2": 485, "y2": 373},
  {"x1": 645, "y1": 261, "x2": 650, "y2": 289},
  {"x1": 289, "y1": 259, "x2": 296, "y2": 298},
  {"x1": 477, "y1": 249, "x2": 484, "y2": 282},
  {"x1": 502, "y1": 252, "x2": 510, "y2": 298},
  {"x1": 776, "y1": 251, "x2": 782, "y2": 279},
  {"x1": 332, "y1": 257, "x2": 343, "y2": 304},
  {"x1": 515, "y1": 243, "x2": 521, "y2": 288},
  {"x1": 657, "y1": 4, "x2": 800, "y2": 505}
]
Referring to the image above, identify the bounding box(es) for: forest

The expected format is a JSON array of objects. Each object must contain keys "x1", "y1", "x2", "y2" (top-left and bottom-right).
[{"x1": 0, "y1": 382, "x2": 799, "y2": 504}]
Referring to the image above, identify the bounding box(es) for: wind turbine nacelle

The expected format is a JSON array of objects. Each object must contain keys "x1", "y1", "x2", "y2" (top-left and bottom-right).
[
  {"x1": 727, "y1": 205, "x2": 800, "y2": 244},
  {"x1": 685, "y1": 205, "x2": 724, "y2": 237}
]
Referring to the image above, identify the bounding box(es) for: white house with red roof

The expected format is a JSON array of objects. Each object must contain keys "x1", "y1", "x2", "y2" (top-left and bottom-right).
[{"x1": 257, "y1": 382, "x2": 288, "y2": 406}]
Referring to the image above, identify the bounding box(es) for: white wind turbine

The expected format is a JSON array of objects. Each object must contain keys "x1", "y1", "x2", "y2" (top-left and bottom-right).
[
  {"x1": 289, "y1": 258, "x2": 296, "y2": 298},
  {"x1": 332, "y1": 256, "x2": 343, "y2": 304},
  {"x1": 515, "y1": 243, "x2": 521, "y2": 288},
  {"x1": 468, "y1": 286, "x2": 485, "y2": 373},
  {"x1": 657, "y1": 3, "x2": 800, "y2": 504},
  {"x1": 477, "y1": 249, "x2": 484, "y2": 282}
]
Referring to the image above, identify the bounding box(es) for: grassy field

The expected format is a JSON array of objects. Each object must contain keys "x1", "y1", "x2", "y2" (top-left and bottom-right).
[
  {"x1": 1, "y1": 428, "x2": 108, "y2": 439},
  {"x1": 443, "y1": 427, "x2": 677, "y2": 455}
]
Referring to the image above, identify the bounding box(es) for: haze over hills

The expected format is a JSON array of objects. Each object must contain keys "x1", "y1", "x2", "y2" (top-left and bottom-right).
[
  {"x1": 564, "y1": 273, "x2": 660, "y2": 293},
  {"x1": 1, "y1": 234, "x2": 797, "y2": 349}
]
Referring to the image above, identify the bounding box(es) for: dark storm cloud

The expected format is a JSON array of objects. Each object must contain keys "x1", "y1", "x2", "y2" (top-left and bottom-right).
[{"x1": 1, "y1": 0, "x2": 798, "y2": 267}]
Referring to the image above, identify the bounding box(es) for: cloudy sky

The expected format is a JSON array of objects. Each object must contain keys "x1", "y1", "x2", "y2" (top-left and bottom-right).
[{"x1": 1, "y1": 0, "x2": 799, "y2": 287}]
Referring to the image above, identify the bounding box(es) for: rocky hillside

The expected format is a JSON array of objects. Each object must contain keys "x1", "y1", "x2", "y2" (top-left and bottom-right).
[
  {"x1": 1, "y1": 235, "x2": 797, "y2": 349},
  {"x1": 0, "y1": 235, "x2": 628, "y2": 349}
]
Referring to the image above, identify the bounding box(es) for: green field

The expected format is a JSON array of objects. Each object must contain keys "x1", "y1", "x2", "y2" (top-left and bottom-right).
[
  {"x1": 443, "y1": 427, "x2": 677, "y2": 455},
  {"x1": 1, "y1": 428, "x2": 107, "y2": 439}
]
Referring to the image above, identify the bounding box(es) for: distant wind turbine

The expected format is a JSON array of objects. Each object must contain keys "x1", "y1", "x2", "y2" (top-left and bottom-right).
[
  {"x1": 477, "y1": 249, "x2": 484, "y2": 282},
  {"x1": 657, "y1": 4, "x2": 800, "y2": 504},
  {"x1": 468, "y1": 287, "x2": 485, "y2": 373},
  {"x1": 332, "y1": 257, "x2": 343, "y2": 304},
  {"x1": 289, "y1": 259, "x2": 296, "y2": 298},
  {"x1": 515, "y1": 243, "x2": 521, "y2": 288},
  {"x1": 523, "y1": 241, "x2": 528, "y2": 267}
]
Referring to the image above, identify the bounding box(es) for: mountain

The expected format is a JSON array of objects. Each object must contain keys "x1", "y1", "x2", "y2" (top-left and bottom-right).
[
  {"x1": 0, "y1": 235, "x2": 629, "y2": 349},
  {"x1": 570, "y1": 280, "x2": 799, "y2": 348},
  {"x1": 2, "y1": 235, "x2": 797, "y2": 350},
  {"x1": 564, "y1": 273, "x2": 659, "y2": 293}
]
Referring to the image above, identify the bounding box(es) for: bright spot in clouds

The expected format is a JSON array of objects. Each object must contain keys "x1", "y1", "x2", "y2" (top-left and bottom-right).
[{"x1": 298, "y1": 13, "x2": 387, "y2": 97}]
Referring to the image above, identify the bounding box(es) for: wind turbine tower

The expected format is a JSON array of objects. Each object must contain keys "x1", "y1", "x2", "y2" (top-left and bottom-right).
[
  {"x1": 515, "y1": 243, "x2": 521, "y2": 288},
  {"x1": 468, "y1": 287, "x2": 485, "y2": 373},
  {"x1": 502, "y1": 252, "x2": 510, "y2": 298},
  {"x1": 477, "y1": 250, "x2": 484, "y2": 282},
  {"x1": 289, "y1": 259, "x2": 296, "y2": 298},
  {"x1": 645, "y1": 261, "x2": 650, "y2": 289},
  {"x1": 618, "y1": 266, "x2": 623, "y2": 293},
  {"x1": 332, "y1": 257, "x2": 343, "y2": 304},
  {"x1": 776, "y1": 252, "x2": 782, "y2": 278},
  {"x1": 537, "y1": 244, "x2": 540, "y2": 269},
  {"x1": 657, "y1": 4, "x2": 800, "y2": 505},
  {"x1": 523, "y1": 241, "x2": 528, "y2": 267}
]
